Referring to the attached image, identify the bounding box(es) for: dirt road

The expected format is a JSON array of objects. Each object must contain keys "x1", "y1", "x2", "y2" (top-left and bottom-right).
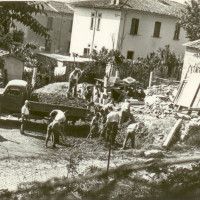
[{"x1": 0, "y1": 127, "x2": 141, "y2": 192}]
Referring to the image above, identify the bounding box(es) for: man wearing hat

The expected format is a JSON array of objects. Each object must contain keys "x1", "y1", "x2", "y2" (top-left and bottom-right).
[{"x1": 67, "y1": 68, "x2": 82, "y2": 97}]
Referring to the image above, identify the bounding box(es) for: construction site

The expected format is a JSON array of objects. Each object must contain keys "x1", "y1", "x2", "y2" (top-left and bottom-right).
[{"x1": 1, "y1": 44, "x2": 200, "y2": 200}]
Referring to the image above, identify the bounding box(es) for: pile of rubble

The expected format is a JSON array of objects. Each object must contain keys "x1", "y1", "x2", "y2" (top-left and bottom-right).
[
  {"x1": 180, "y1": 118, "x2": 200, "y2": 146},
  {"x1": 142, "y1": 84, "x2": 178, "y2": 117},
  {"x1": 31, "y1": 82, "x2": 87, "y2": 108}
]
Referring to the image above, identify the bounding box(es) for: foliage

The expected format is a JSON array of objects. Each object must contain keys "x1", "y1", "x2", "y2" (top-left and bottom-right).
[
  {"x1": 0, "y1": 2, "x2": 49, "y2": 37},
  {"x1": 179, "y1": 0, "x2": 200, "y2": 41},
  {"x1": 10, "y1": 42, "x2": 38, "y2": 67},
  {"x1": 81, "y1": 46, "x2": 183, "y2": 88},
  {"x1": 79, "y1": 62, "x2": 105, "y2": 84},
  {"x1": 133, "y1": 45, "x2": 183, "y2": 86}
]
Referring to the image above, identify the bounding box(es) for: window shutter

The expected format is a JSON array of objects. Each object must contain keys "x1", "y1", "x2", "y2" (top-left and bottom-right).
[
  {"x1": 153, "y1": 22, "x2": 161, "y2": 37},
  {"x1": 130, "y1": 18, "x2": 139, "y2": 35}
]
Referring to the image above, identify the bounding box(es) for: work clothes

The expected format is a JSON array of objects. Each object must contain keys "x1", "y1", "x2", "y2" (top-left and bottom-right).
[
  {"x1": 21, "y1": 105, "x2": 29, "y2": 116},
  {"x1": 45, "y1": 121, "x2": 61, "y2": 148},
  {"x1": 106, "y1": 111, "x2": 120, "y2": 144},
  {"x1": 67, "y1": 69, "x2": 81, "y2": 97},
  {"x1": 45, "y1": 110, "x2": 66, "y2": 148},
  {"x1": 106, "y1": 111, "x2": 120, "y2": 123},
  {"x1": 123, "y1": 123, "x2": 140, "y2": 149},
  {"x1": 87, "y1": 115, "x2": 100, "y2": 138},
  {"x1": 20, "y1": 102, "x2": 29, "y2": 134},
  {"x1": 50, "y1": 110, "x2": 66, "y2": 124}
]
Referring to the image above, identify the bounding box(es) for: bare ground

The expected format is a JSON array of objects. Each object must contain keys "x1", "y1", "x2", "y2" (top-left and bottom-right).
[{"x1": 0, "y1": 115, "x2": 200, "y2": 199}]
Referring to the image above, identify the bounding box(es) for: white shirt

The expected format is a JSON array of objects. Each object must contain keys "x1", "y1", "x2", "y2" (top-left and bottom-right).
[
  {"x1": 21, "y1": 105, "x2": 29, "y2": 115},
  {"x1": 54, "y1": 110, "x2": 66, "y2": 123},
  {"x1": 50, "y1": 110, "x2": 66, "y2": 123},
  {"x1": 121, "y1": 102, "x2": 130, "y2": 111},
  {"x1": 106, "y1": 111, "x2": 120, "y2": 123},
  {"x1": 69, "y1": 70, "x2": 81, "y2": 81},
  {"x1": 127, "y1": 123, "x2": 139, "y2": 132}
]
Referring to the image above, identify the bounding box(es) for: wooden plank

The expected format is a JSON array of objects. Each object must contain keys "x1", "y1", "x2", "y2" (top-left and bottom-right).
[
  {"x1": 189, "y1": 83, "x2": 200, "y2": 108},
  {"x1": 173, "y1": 80, "x2": 185, "y2": 105},
  {"x1": 175, "y1": 74, "x2": 200, "y2": 107},
  {"x1": 163, "y1": 119, "x2": 183, "y2": 147}
]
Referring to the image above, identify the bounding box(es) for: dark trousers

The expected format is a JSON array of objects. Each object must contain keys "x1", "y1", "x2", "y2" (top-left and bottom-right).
[
  {"x1": 123, "y1": 131, "x2": 135, "y2": 149},
  {"x1": 106, "y1": 122, "x2": 118, "y2": 144},
  {"x1": 20, "y1": 114, "x2": 29, "y2": 134},
  {"x1": 68, "y1": 79, "x2": 77, "y2": 97}
]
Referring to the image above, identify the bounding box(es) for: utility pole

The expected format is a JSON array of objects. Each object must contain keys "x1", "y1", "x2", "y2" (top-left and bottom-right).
[{"x1": 91, "y1": 10, "x2": 98, "y2": 54}]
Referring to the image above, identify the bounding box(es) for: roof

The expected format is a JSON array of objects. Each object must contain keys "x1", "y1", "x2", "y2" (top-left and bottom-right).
[
  {"x1": 43, "y1": 1, "x2": 73, "y2": 14},
  {"x1": 183, "y1": 40, "x2": 200, "y2": 50},
  {"x1": 38, "y1": 53, "x2": 93, "y2": 63},
  {"x1": 71, "y1": 0, "x2": 185, "y2": 18},
  {"x1": 6, "y1": 80, "x2": 28, "y2": 88}
]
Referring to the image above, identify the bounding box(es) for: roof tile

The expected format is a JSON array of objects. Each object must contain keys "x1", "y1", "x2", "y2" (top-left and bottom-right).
[{"x1": 70, "y1": 0, "x2": 185, "y2": 17}]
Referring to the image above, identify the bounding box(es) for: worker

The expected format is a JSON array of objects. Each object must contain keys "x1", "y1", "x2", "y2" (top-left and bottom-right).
[
  {"x1": 20, "y1": 100, "x2": 30, "y2": 134},
  {"x1": 120, "y1": 101, "x2": 135, "y2": 127},
  {"x1": 105, "y1": 107, "x2": 120, "y2": 145},
  {"x1": 45, "y1": 109, "x2": 67, "y2": 148},
  {"x1": 99, "y1": 106, "x2": 109, "y2": 138},
  {"x1": 87, "y1": 112, "x2": 101, "y2": 139},
  {"x1": 84, "y1": 86, "x2": 93, "y2": 102},
  {"x1": 67, "y1": 68, "x2": 82, "y2": 97},
  {"x1": 122, "y1": 122, "x2": 140, "y2": 149}
]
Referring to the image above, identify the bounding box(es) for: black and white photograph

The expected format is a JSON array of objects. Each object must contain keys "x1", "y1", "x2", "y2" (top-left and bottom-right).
[{"x1": 0, "y1": 0, "x2": 200, "y2": 199}]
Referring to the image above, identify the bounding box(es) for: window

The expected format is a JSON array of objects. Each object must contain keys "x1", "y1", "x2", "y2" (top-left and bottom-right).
[
  {"x1": 130, "y1": 18, "x2": 139, "y2": 35},
  {"x1": 83, "y1": 48, "x2": 90, "y2": 56},
  {"x1": 6, "y1": 88, "x2": 21, "y2": 96},
  {"x1": 90, "y1": 12, "x2": 95, "y2": 30},
  {"x1": 47, "y1": 17, "x2": 53, "y2": 30},
  {"x1": 127, "y1": 51, "x2": 134, "y2": 60},
  {"x1": 174, "y1": 23, "x2": 180, "y2": 40},
  {"x1": 153, "y1": 21, "x2": 161, "y2": 37},
  {"x1": 96, "y1": 13, "x2": 102, "y2": 31}
]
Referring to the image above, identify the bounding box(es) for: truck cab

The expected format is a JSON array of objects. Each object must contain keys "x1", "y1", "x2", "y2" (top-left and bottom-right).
[{"x1": 0, "y1": 80, "x2": 28, "y2": 113}]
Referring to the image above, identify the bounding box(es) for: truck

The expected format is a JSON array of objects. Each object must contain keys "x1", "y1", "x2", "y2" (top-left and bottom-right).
[{"x1": 0, "y1": 80, "x2": 90, "y2": 123}]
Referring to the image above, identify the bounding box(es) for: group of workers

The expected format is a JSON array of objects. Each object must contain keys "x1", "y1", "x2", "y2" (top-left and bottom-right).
[
  {"x1": 20, "y1": 67, "x2": 141, "y2": 149},
  {"x1": 20, "y1": 100, "x2": 68, "y2": 148},
  {"x1": 87, "y1": 100, "x2": 140, "y2": 149},
  {"x1": 20, "y1": 99, "x2": 140, "y2": 149}
]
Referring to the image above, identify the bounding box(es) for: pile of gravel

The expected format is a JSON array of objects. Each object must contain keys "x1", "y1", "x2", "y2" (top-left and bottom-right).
[{"x1": 30, "y1": 82, "x2": 87, "y2": 108}]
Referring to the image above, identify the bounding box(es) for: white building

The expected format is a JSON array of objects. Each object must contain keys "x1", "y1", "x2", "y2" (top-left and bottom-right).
[{"x1": 70, "y1": 0, "x2": 188, "y2": 59}]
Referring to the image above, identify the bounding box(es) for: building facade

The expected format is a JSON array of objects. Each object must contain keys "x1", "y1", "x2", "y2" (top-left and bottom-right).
[
  {"x1": 70, "y1": 0, "x2": 188, "y2": 59},
  {"x1": 15, "y1": 2, "x2": 73, "y2": 55}
]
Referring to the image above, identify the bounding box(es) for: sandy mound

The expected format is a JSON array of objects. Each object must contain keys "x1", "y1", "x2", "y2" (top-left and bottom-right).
[{"x1": 30, "y1": 82, "x2": 87, "y2": 108}]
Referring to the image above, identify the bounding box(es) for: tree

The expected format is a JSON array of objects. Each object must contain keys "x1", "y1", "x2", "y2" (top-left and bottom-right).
[
  {"x1": 179, "y1": 0, "x2": 200, "y2": 41},
  {"x1": 0, "y1": 1, "x2": 49, "y2": 49}
]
